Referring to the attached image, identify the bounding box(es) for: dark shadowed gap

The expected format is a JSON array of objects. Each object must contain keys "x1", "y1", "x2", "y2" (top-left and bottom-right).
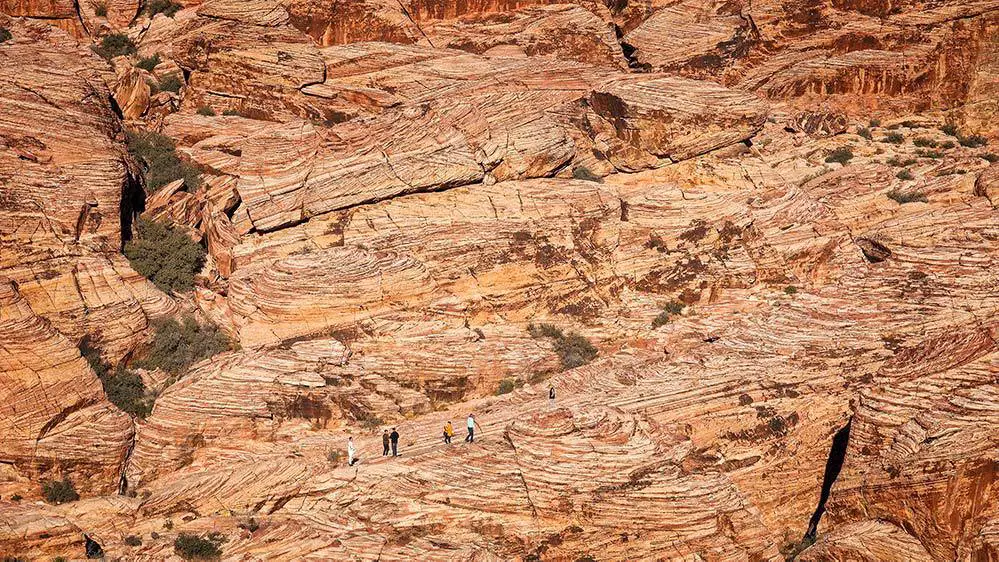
[{"x1": 805, "y1": 419, "x2": 852, "y2": 539}]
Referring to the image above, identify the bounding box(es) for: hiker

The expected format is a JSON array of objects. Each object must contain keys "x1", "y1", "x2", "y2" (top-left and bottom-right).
[
  {"x1": 548, "y1": 384, "x2": 556, "y2": 409},
  {"x1": 390, "y1": 428, "x2": 400, "y2": 456},
  {"x1": 443, "y1": 420, "x2": 454, "y2": 444},
  {"x1": 465, "y1": 413, "x2": 482, "y2": 443},
  {"x1": 382, "y1": 429, "x2": 390, "y2": 456},
  {"x1": 347, "y1": 436, "x2": 356, "y2": 466}
]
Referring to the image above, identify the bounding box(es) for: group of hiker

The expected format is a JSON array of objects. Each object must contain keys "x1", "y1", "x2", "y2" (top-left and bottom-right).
[{"x1": 344, "y1": 385, "x2": 556, "y2": 467}]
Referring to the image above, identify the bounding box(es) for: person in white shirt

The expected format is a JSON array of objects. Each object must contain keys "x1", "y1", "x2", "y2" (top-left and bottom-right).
[
  {"x1": 465, "y1": 414, "x2": 482, "y2": 442},
  {"x1": 347, "y1": 436, "x2": 356, "y2": 466}
]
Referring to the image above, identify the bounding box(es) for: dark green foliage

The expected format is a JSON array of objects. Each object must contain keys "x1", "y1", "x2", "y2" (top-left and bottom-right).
[
  {"x1": 145, "y1": 0, "x2": 181, "y2": 17},
  {"x1": 125, "y1": 129, "x2": 200, "y2": 191},
  {"x1": 900, "y1": 120, "x2": 919, "y2": 129},
  {"x1": 884, "y1": 132, "x2": 904, "y2": 144},
  {"x1": 10, "y1": 494, "x2": 22, "y2": 502},
  {"x1": 0, "y1": 28, "x2": 11, "y2": 43},
  {"x1": 158, "y1": 74, "x2": 183, "y2": 93},
  {"x1": 496, "y1": 378, "x2": 516, "y2": 395},
  {"x1": 916, "y1": 149, "x2": 943, "y2": 159},
  {"x1": 124, "y1": 535, "x2": 142, "y2": 547},
  {"x1": 982, "y1": 153, "x2": 999, "y2": 163},
  {"x1": 940, "y1": 123, "x2": 958, "y2": 136},
  {"x1": 125, "y1": 219, "x2": 205, "y2": 293},
  {"x1": 651, "y1": 300, "x2": 685, "y2": 328},
  {"x1": 939, "y1": 140, "x2": 956, "y2": 149},
  {"x1": 868, "y1": 118, "x2": 881, "y2": 127},
  {"x1": 222, "y1": 109, "x2": 243, "y2": 116},
  {"x1": 528, "y1": 323, "x2": 598, "y2": 370},
  {"x1": 81, "y1": 338, "x2": 154, "y2": 417},
  {"x1": 896, "y1": 169, "x2": 914, "y2": 180},
  {"x1": 571, "y1": 166, "x2": 604, "y2": 183},
  {"x1": 174, "y1": 533, "x2": 225, "y2": 561},
  {"x1": 888, "y1": 189, "x2": 927, "y2": 204},
  {"x1": 95, "y1": 33, "x2": 136, "y2": 60},
  {"x1": 912, "y1": 137, "x2": 937, "y2": 148},
  {"x1": 146, "y1": 78, "x2": 160, "y2": 95},
  {"x1": 886, "y1": 157, "x2": 916, "y2": 167},
  {"x1": 93, "y1": 1, "x2": 108, "y2": 16},
  {"x1": 136, "y1": 53, "x2": 161, "y2": 71},
  {"x1": 784, "y1": 286, "x2": 798, "y2": 295},
  {"x1": 196, "y1": 106, "x2": 216, "y2": 116},
  {"x1": 41, "y1": 479, "x2": 79, "y2": 505},
  {"x1": 958, "y1": 134, "x2": 987, "y2": 148},
  {"x1": 856, "y1": 126, "x2": 872, "y2": 140},
  {"x1": 135, "y1": 316, "x2": 231, "y2": 374},
  {"x1": 824, "y1": 147, "x2": 853, "y2": 164}
]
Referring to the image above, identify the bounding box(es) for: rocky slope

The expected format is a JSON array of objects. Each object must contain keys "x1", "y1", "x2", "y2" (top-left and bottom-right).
[{"x1": 1, "y1": 0, "x2": 997, "y2": 560}]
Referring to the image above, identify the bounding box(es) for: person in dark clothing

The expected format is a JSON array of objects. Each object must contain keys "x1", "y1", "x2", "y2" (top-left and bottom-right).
[
  {"x1": 382, "y1": 429, "x2": 390, "y2": 456},
  {"x1": 390, "y1": 428, "x2": 400, "y2": 456}
]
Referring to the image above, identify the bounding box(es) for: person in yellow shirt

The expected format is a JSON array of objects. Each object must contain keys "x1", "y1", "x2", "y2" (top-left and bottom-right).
[{"x1": 443, "y1": 421, "x2": 454, "y2": 444}]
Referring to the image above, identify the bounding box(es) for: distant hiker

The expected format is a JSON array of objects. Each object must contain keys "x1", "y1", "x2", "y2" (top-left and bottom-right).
[
  {"x1": 465, "y1": 414, "x2": 482, "y2": 443},
  {"x1": 347, "y1": 436, "x2": 356, "y2": 466},
  {"x1": 548, "y1": 384, "x2": 556, "y2": 409},
  {"x1": 382, "y1": 430, "x2": 390, "y2": 456},
  {"x1": 390, "y1": 428, "x2": 400, "y2": 456},
  {"x1": 443, "y1": 421, "x2": 454, "y2": 444}
]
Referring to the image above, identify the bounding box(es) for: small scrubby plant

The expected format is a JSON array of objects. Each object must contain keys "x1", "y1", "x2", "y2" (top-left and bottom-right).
[
  {"x1": 95, "y1": 33, "x2": 136, "y2": 60},
  {"x1": 222, "y1": 109, "x2": 243, "y2": 117},
  {"x1": 196, "y1": 106, "x2": 216, "y2": 116},
  {"x1": 896, "y1": 169, "x2": 914, "y2": 180},
  {"x1": 41, "y1": 479, "x2": 79, "y2": 505},
  {"x1": 145, "y1": 0, "x2": 181, "y2": 17},
  {"x1": 157, "y1": 74, "x2": 183, "y2": 93},
  {"x1": 885, "y1": 157, "x2": 916, "y2": 167},
  {"x1": 884, "y1": 132, "x2": 904, "y2": 144},
  {"x1": 125, "y1": 129, "x2": 200, "y2": 191},
  {"x1": 939, "y1": 140, "x2": 956, "y2": 149},
  {"x1": 134, "y1": 315, "x2": 231, "y2": 374},
  {"x1": 887, "y1": 189, "x2": 927, "y2": 204},
  {"x1": 528, "y1": 323, "x2": 598, "y2": 370},
  {"x1": 958, "y1": 134, "x2": 987, "y2": 148},
  {"x1": 916, "y1": 149, "x2": 943, "y2": 159},
  {"x1": 912, "y1": 137, "x2": 937, "y2": 148},
  {"x1": 496, "y1": 378, "x2": 516, "y2": 395},
  {"x1": 868, "y1": 118, "x2": 881, "y2": 127},
  {"x1": 571, "y1": 166, "x2": 603, "y2": 183},
  {"x1": 124, "y1": 535, "x2": 142, "y2": 547},
  {"x1": 824, "y1": 147, "x2": 853, "y2": 164},
  {"x1": 651, "y1": 300, "x2": 685, "y2": 328},
  {"x1": 136, "y1": 53, "x2": 161, "y2": 71},
  {"x1": 982, "y1": 153, "x2": 999, "y2": 163},
  {"x1": 125, "y1": 219, "x2": 205, "y2": 293},
  {"x1": 940, "y1": 123, "x2": 958, "y2": 136},
  {"x1": 856, "y1": 126, "x2": 872, "y2": 140},
  {"x1": 784, "y1": 286, "x2": 798, "y2": 295},
  {"x1": 81, "y1": 338, "x2": 154, "y2": 417},
  {"x1": 93, "y1": 1, "x2": 108, "y2": 16},
  {"x1": 0, "y1": 28, "x2": 12, "y2": 43},
  {"x1": 174, "y1": 533, "x2": 225, "y2": 561}
]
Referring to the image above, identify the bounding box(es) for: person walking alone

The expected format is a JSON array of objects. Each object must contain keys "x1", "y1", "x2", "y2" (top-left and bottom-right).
[
  {"x1": 548, "y1": 384, "x2": 556, "y2": 409},
  {"x1": 382, "y1": 429, "x2": 390, "y2": 456},
  {"x1": 465, "y1": 414, "x2": 482, "y2": 443},
  {"x1": 347, "y1": 436, "x2": 356, "y2": 466},
  {"x1": 443, "y1": 421, "x2": 454, "y2": 444},
  {"x1": 390, "y1": 428, "x2": 400, "y2": 456}
]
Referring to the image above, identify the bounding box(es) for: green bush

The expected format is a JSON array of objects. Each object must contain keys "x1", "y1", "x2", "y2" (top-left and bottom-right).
[
  {"x1": 528, "y1": 323, "x2": 597, "y2": 370},
  {"x1": 174, "y1": 533, "x2": 225, "y2": 561},
  {"x1": 125, "y1": 218, "x2": 205, "y2": 293},
  {"x1": 896, "y1": 169, "x2": 914, "y2": 180},
  {"x1": 95, "y1": 33, "x2": 136, "y2": 60},
  {"x1": 884, "y1": 132, "x2": 904, "y2": 144},
  {"x1": 885, "y1": 157, "x2": 916, "y2": 167},
  {"x1": 222, "y1": 109, "x2": 243, "y2": 116},
  {"x1": 856, "y1": 126, "x2": 872, "y2": 140},
  {"x1": 81, "y1": 339, "x2": 154, "y2": 417},
  {"x1": 135, "y1": 316, "x2": 230, "y2": 374},
  {"x1": 146, "y1": 0, "x2": 181, "y2": 17},
  {"x1": 982, "y1": 153, "x2": 999, "y2": 163},
  {"x1": 41, "y1": 479, "x2": 79, "y2": 505},
  {"x1": 125, "y1": 129, "x2": 200, "y2": 191},
  {"x1": 571, "y1": 166, "x2": 604, "y2": 183},
  {"x1": 651, "y1": 300, "x2": 685, "y2": 328},
  {"x1": 196, "y1": 106, "x2": 216, "y2": 116},
  {"x1": 0, "y1": 28, "x2": 11, "y2": 43},
  {"x1": 939, "y1": 140, "x2": 956, "y2": 149},
  {"x1": 496, "y1": 378, "x2": 516, "y2": 395},
  {"x1": 158, "y1": 74, "x2": 183, "y2": 93},
  {"x1": 958, "y1": 134, "x2": 987, "y2": 148},
  {"x1": 136, "y1": 53, "x2": 161, "y2": 71},
  {"x1": 916, "y1": 149, "x2": 943, "y2": 159},
  {"x1": 912, "y1": 137, "x2": 937, "y2": 148},
  {"x1": 888, "y1": 189, "x2": 927, "y2": 204},
  {"x1": 10, "y1": 494, "x2": 22, "y2": 502},
  {"x1": 940, "y1": 123, "x2": 958, "y2": 136},
  {"x1": 124, "y1": 535, "x2": 142, "y2": 547},
  {"x1": 900, "y1": 120, "x2": 919, "y2": 129},
  {"x1": 93, "y1": 1, "x2": 108, "y2": 16},
  {"x1": 824, "y1": 147, "x2": 853, "y2": 164},
  {"x1": 784, "y1": 286, "x2": 798, "y2": 295},
  {"x1": 868, "y1": 118, "x2": 881, "y2": 127}
]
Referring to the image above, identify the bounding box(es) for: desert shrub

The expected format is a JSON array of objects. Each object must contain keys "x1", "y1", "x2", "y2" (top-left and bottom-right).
[
  {"x1": 856, "y1": 126, "x2": 872, "y2": 140},
  {"x1": 824, "y1": 146, "x2": 853, "y2": 164},
  {"x1": 0, "y1": 28, "x2": 11, "y2": 43},
  {"x1": 868, "y1": 118, "x2": 881, "y2": 127},
  {"x1": 939, "y1": 140, "x2": 956, "y2": 149},
  {"x1": 136, "y1": 53, "x2": 161, "y2": 71},
  {"x1": 359, "y1": 414, "x2": 384, "y2": 430},
  {"x1": 784, "y1": 286, "x2": 798, "y2": 295},
  {"x1": 884, "y1": 132, "x2": 904, "y2": 144},
  {"x1": 887, "y1": 189, "x2": 927, "y2": 204},
  {"x1": 10, "y1": 494, "x2": 22, "y2": 502},
  {"x1": 780, "y1": 534, "x2": 817, "y2": 560},
  {"x1": 916, "y1": 149, "x2": 943, "y2": 159},
  {"x1": 135, "y1": 315, "x2": 230, "y2": 374},
  {"x1": 940, "y1": 123, "x2": 958, "y2": 136},
  {"x1": 885, "y1": 157, "x2": 916, "y2": 167},
  {"x1": 41, "y1": 479, "x2": 79, "y2": 505},
  {"x1": 982, "y1": 153, "x2": 999, "y2": 163},
  {"x1": 496, "y1": 378, "x2": 516, "y2": 395},
  {"x1": 125, "y1": 219, "x2": 205, "y2": 293},
  {"x1": 124, "y1": 535, "x2": 142, "y2": 547},
  {"x1": 93, "y1": 1, "x2": 108, "y2": 16},
  {"x1": 125, "y1": 129, "x2": 200, "y2": 191},
  {"x1": 326, "y1": 448, "x2": 342, "y2": 464},
  {"x1": 222, "y1": 109, "x2": 243, "y2": 116},
  {"x1": 900, "y1": 120, "x2": 919, "y2": 129},
  {"x1": 196, "y1": 106, "x2": 216, "y2": 116},
  {"x1": 174, "y1": 533, "x2": 225, "y2": 561},
  {"x1": 158, "y1": 74, "x2": 183, "y2": 93},
  {"x1": 81, "y1": 338, "x2": 154, "y2": 417},
  {"x1": 146, "y1": 0, "x2": 181, "y2": 17},
  {"x1": 528, "y1": 323, "x2": 598, "y2": 370},
  {"x1": 146, "y1": 78, "x2": 160, "y2": 95},
  {"x1": 94, "y1": 33, "x2": 136, "y2": 60},
  {"x1": 958, "y1": 134, "x2": 987, "y2": 148},
  {"x1": 571, "y1": 166, "x2": 603, "y2": 183},
  {"x1": 651, "y1": 300, "x2": 685, "y2": 328},
  {"x1": 912, "y1": 137, "x2": 937, "y2": 147},
  {"x1": 896, "y1": 169, "x2": 914, "y2": 180}
]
